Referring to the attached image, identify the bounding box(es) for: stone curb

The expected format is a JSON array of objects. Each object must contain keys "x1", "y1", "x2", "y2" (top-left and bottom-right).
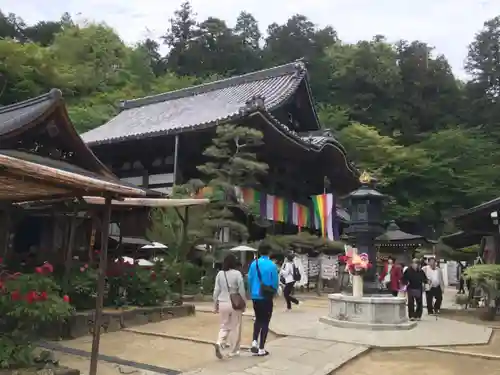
[{"x1": 418, "y1": 346, "x2": 500, "y2": 361}]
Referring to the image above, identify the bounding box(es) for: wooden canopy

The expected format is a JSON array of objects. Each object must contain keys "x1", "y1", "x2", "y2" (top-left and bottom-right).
[
  {"x1": 82, "y1": 196, "x2": 209, "y2": 207},
  {"x1": 0, "y1": 150, "x2": 145, "y2": 202}
]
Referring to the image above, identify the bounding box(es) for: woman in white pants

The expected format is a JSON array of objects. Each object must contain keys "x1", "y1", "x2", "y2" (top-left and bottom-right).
[{"x1": 213, "y1": 253, "x2": 246, "y2": 358}]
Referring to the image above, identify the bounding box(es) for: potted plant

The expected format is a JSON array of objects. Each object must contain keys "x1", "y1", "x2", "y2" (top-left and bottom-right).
[{"x1": 339, "y1": 247, "x2": 372, "y2": 297}]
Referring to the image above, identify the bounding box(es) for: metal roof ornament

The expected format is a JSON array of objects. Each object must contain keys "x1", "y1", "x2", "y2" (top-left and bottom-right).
[{"x1": 359, "y1": 171, "x2": 372, "y2": 185}]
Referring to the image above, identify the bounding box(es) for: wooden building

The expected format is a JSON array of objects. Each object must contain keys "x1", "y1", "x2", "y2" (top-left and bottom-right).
[
  {"x1": 0, "y1": 89, "x2": 147, "y2": 264},
  {"x1": 81, "y1": 61, "x2": 358, "y2": 236},
  {"x1": 441, "y1": 197, "x2": 500, "y2": 264}
]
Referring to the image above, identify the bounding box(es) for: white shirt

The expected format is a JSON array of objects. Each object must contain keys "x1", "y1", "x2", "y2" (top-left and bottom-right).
[
  {"x1": 384, "y1": 264, "x2": 392, "y2": 283},
  {"x1": 422, "y1": 265, "x2": 443, "y2": 289},
  {"x1": 280, "y1": 262, "x2": 295, "y2": 284}
]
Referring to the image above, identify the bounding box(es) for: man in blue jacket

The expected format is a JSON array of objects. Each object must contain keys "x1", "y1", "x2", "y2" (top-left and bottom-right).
[{"x1": 247, "y1": 243, "x2": 278, "y2": 356}]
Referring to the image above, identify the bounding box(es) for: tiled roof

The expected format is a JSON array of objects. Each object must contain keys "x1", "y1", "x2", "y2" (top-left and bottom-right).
[
  {"x1": 0, "y1": 90, "x2": 135, "y2": 182},
  {"x1": 0, "y1": 89, "x2": 60, "y2": 136},
  {"x1": 81, "y1": 61, "x2": 308, "y2": 145}
]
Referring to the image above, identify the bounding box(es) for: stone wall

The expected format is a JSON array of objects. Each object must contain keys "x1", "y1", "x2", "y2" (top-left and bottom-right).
[{"x1": 41, "y1": 304, "x2": 195, "y2": 340}]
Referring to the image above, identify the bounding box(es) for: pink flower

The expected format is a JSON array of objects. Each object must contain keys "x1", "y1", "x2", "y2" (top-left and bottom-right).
[{"x1": 63, "y1": 295, "x2": 70, "y2": 303}]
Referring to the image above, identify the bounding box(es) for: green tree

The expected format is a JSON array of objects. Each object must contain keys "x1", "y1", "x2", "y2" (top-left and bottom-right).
[
  {"x1": 464, "y1": 16, "x2": 500, "y2": 133},
  {"x1": 197, "y1": 124, "x2": 268, "y2": 247},
  {"x1": 322, "y1": 38, "x2": 402, "y2": 135},
  {"x1": 162, "y1": 1, "x2": 198, "y2": 76}
]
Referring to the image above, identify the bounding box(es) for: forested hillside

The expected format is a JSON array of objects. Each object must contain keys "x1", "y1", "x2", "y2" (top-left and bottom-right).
[{"x1": 1, "y1": 2, "x2": 500, "y2": 236}]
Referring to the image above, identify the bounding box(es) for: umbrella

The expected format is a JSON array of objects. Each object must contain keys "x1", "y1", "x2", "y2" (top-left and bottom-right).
[
  {"x1": 230, "y1": 245, "x2": 257, "y2": 252},
  {"x1": 115, "y1": 256, "x2": 154, "y2": 267},
  {"x1": 141, "y1": 241, "x2": 168, "y2": 250}
]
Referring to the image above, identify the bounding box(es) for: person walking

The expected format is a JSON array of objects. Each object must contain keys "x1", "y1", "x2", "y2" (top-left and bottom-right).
[
  {"x1": 402, "y1": 259, "x2": 428, "y2": 321},
  {"x1": 422, "y1": 257, "x2": 444, "y2": 315},
  {"x1": 247, "y1": 243, "x2": 279, "y2": 357},
  {"x1": 280, "y1": 254, "x2": 300, "y2": 311},
  {"x1": 457, "y1": 262, "x2": 468, "y2": 294},
  {"x1": 379, "y1": 256, "x2": 402, "y2": 296},
  {"x1": 213, "y1": 253, "x2": 246, "y2": 359}
]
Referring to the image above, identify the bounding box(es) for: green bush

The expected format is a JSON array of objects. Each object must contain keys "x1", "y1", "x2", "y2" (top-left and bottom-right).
[
  {"x1": 66, "y1": 263, "x2": 98, "y2": 310},
  {"x1": 126, "y1": 268, "x2": 170, "y2": 306},
  {"x1": 0, "y1": 262, "x2": 73, "y2": 368},
  {"x1": 106, "y1": 259, "x2": 170, "y2": 307}
]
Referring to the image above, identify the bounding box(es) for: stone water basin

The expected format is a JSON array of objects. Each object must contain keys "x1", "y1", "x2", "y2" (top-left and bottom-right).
[{"x1": 319, "y1": 293, "x2": 417, "y2": 330}]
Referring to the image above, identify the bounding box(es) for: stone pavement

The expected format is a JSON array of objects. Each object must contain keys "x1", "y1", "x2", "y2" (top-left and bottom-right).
[
  {"x1": 55, "y1": 288, "x2": 492, "y2": 375},
  {"x1": 194, "y1": 288, "x2": 492, "y2": 348},
  {"x1": 181, "y1": 338, "x2": 368, "y2": 375},
  {"x1": 185, "y1": 288, "x2": 492, "y2": 374}
]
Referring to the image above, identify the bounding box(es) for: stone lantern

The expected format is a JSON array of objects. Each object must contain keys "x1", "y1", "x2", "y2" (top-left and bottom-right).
[{"x1": 344, "y1": 171, "x2": 386, "y2": 292}]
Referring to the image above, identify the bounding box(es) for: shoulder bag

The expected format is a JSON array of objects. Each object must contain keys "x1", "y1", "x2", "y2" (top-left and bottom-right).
[
  {"x1": 224, "y1": 271, "x2": 246, "y2": 310},
  {"x1": 256, "y1": 259, "x2": 276, "y2": 299}
]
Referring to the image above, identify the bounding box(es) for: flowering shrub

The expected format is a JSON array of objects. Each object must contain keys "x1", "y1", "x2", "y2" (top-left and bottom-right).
[
  {"x1": 66, "y1": 263, "x2": 98, "y2": 310},
  {"x1": 126, "y1": 267, "x2": 170, "y2": 306},
  {"x1": 339, "y1": 247, "x2": 372, "y2": 276},
  {"x1": 0, "y1": 261, "x2": 73, "y2": 368},
  {"x1": 106, "y1": 258, "x2": 170, "y2": 307}
]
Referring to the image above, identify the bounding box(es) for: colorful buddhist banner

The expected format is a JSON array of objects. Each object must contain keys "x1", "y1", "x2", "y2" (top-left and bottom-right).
[
  {"x1": 312, "y1": 194, "x2": 334, "y2": 240},
  {"x1": 200, "y1": 185, "x2": 340, "y2": 232}
]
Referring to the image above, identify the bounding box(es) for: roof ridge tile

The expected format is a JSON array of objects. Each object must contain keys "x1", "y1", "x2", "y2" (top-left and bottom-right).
[
  {"x1": 121, "y1": 59, "x2": 306, "y2": 110},
  {"x1": 0, "y1": 88, "x2": 61, "y2": 114}
]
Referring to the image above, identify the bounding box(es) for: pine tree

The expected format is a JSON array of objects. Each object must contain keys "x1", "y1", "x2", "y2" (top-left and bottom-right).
[{"x1": 197, "y1": 124, "x2": 268, "y2": 247}]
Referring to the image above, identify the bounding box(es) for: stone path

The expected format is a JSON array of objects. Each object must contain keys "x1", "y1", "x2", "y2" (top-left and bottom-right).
[
  {"x1": 54, "y1": 289, "x2": 496, "y2": 375},
  {"x1": 181, "y1": 338, "x2": 368, "y2": 375}
]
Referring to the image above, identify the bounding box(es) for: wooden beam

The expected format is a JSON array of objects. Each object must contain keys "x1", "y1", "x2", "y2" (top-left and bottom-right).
[{"x1": 89, "y1": 196, "x2": 112, "y2": 375}]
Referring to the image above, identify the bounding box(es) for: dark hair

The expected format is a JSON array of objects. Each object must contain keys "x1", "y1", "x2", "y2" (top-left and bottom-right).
[
  {"x1": 388, "y1": 256, "x2": 395, "y2": 262},
  {"x1": 286, "y1": 253, "x2": 294, "y2": 261},
  {"x1": 222, "y1": 253, "x2": 238, "y2": 271},
  {"x1": 258, "y1": 242, "x2": 272, "y2": 256}
]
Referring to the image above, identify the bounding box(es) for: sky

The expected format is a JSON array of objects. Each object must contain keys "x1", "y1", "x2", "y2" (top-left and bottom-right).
[{"x1": 1, "y1": 0, "x2": 499, "y2": 79}]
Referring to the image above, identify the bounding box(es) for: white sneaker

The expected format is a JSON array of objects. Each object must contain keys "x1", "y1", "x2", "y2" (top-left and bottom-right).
[
  {"x1": 250, "y1": 340, "x2": 258, "y2": 354},
  {"x1": 257, "y1": 349, "x2": 269, "y2": 356},
  {"x1": 228, "y1": 351, "x2": 240, "y2": 358}
]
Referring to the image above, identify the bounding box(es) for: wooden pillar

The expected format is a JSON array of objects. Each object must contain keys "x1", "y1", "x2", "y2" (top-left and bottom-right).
[
  {"x1": 0, "y1": 206, "x2": 11, "y2": 259},
  {"x1": 62, "y1": 215, "x2": 77, "y2": 294},
  {"x1": 173, "y1": 134, "x2": 180, "y2": 185},
  {"x1": 89, "y1": 196, "x2": 112, "y2": 375}
]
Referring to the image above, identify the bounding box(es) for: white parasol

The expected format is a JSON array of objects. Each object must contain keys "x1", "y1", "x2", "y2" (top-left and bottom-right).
[
  {"x1": 141, "y1": 241, "x2": 168, "y2": 250},
  {"x1": 230, "y1": 245, "x2": 257, "y2": 252},
  {"x1": 115, "y1": 256, "x2": 154, "y2": 267}
]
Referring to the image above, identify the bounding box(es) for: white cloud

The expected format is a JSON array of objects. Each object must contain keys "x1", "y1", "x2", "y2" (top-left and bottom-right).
[{"x1": 1, "y1": 0, "x2": 499, "y2": 78}]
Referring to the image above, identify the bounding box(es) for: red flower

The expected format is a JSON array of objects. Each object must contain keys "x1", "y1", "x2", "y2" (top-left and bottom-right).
[
  {"x1": 35, "y1": 267, "x2": 43, "y2": 274},
  {"x1": 10, "y1": 290, "x2": 20, "y2": 301},
  {"x1": 26, "y1": 291, "x2": 37, "y2": 303},
  {"x1": 39, "y1": 291, "x2": 48, "y2": 301},
  {"x1": 42, "y1": 262, "x2": 54, "y2": 273},
  {"x1": 63, "y1": 295, "x2": 70, "y2": 303}
]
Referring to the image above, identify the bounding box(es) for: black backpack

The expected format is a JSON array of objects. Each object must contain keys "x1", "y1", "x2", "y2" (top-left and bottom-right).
[{"x1": 293, "y1": 264, "x2": 301, "y2": 282}]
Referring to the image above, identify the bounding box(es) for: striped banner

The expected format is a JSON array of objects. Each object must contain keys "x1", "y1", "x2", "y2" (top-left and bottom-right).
[{"x1": 312, "y1": 194, "x2": 334, "y2": 240}]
